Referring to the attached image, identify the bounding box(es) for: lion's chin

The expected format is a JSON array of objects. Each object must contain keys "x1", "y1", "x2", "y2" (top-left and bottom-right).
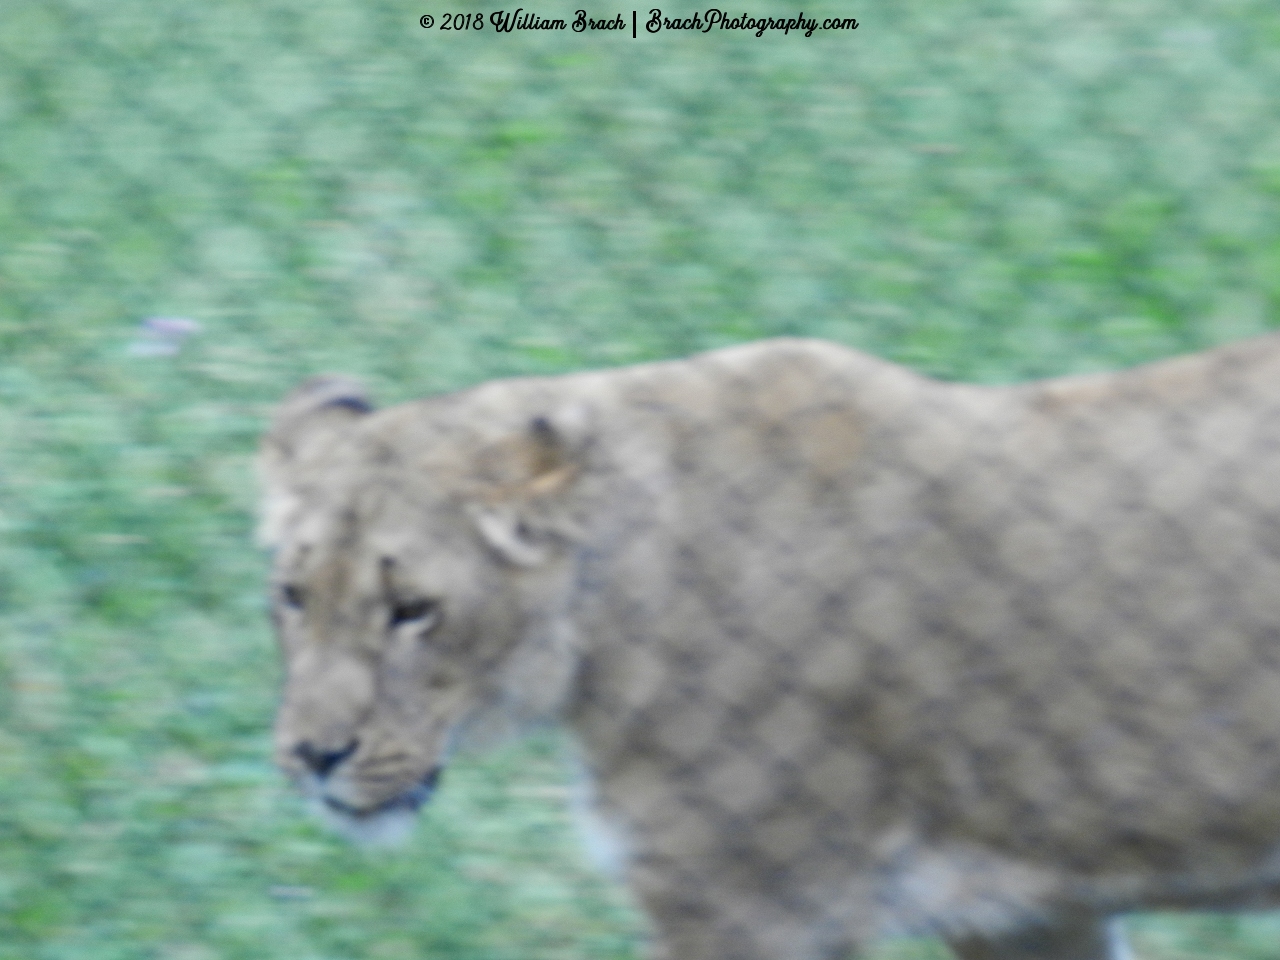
[
  {"x1": 312, "y1": 766, "x2": 442, "y2": 848},
  {"x1": 315, "y1": 801, "x2": 420, "y2": 847}
]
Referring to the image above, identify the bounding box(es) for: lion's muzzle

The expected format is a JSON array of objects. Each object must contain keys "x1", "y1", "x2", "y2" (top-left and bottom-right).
[
  {"x1": 286, "y1": 733, "x2": 444, "y2": 826},
  {"x1": 321, "y1": 765, "x2": 443, "y2": 820}
]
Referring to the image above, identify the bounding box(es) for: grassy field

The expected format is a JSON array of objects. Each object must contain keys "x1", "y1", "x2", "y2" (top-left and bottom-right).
[{"x1": 1, "y1": 0, "x2": 1280, "y2": 957}]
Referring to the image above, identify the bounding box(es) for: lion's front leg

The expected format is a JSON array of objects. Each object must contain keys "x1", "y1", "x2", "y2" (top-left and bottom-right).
[
  {"x1": 634, "y1": 870, "x2": 861, "y2": 960},
  {"x1": 635, "y1": 896, "x2": 760, "y2": 960},
  {"x1": 944, "y1": 912, "x2": 1126, "y2": 960},
  {"x1": 637, "y1": 895, "x2": 796, "y2": 960}
]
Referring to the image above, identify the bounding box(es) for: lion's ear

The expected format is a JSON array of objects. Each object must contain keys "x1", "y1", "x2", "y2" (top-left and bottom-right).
[
  {"x1": 257, "y1": 375, "x2": 373, "y2": 548},
  {"x1": 467, "y1": 409, "x2": 590, "y2": 568}
]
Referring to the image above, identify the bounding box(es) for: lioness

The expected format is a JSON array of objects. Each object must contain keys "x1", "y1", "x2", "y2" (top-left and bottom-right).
[{"x1": 261, "y1": 335, "x2": 1280, "y2": 960}]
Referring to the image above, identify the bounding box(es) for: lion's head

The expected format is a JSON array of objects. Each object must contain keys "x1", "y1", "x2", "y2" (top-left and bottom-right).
[{"x1": 259, "y1": 376, "x2": 588, "y2": 843}]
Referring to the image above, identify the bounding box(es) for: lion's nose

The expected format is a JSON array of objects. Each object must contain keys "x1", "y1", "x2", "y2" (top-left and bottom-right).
[{"x1": 294, "y1": 739, "x2": 358, "y2": 778}]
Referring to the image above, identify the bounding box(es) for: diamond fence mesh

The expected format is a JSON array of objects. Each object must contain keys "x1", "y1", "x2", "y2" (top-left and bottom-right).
[
  {"x1": 1, "y1": 0, "x2": 1278, "y2": 381},
  {"x1": 1, "y1": 0, "x2": 1280, "y2": 958}
]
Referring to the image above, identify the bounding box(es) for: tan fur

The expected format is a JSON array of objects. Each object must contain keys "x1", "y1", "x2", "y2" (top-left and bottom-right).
[{"x1": 261, "y1": 335, "x2": 1280, "y2": 959}]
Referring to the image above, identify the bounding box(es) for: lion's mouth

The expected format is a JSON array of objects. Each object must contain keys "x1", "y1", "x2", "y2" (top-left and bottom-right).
[{"x1": 323, "y1": 765, "x2": 443, "y2": 820}]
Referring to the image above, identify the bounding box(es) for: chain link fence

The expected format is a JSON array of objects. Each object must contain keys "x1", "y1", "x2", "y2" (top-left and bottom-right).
[
  {"x1": 1, "y1": 0, "x2": 1277, "y2": 381},
  {"x1": 1, "y1": 0, "x2": 1279, "y2": 958}
]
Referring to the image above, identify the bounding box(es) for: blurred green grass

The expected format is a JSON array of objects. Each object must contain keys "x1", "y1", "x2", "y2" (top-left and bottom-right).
[{"x1": 1, "y1": 0, "x2": 1279, "y2": 957}]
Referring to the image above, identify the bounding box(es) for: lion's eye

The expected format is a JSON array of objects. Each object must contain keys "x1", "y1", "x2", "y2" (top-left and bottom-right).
[
  {"x1": 282, "y1": 584, "x2": 305, "y2": 610},
  {"x1": 389, "y1": 598, "x2": 439, "y2": 630}
]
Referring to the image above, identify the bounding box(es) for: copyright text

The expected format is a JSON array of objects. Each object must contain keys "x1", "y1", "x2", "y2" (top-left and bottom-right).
[{"x1": 417, "y1": 9, "x2": 859, "y2": 38}]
